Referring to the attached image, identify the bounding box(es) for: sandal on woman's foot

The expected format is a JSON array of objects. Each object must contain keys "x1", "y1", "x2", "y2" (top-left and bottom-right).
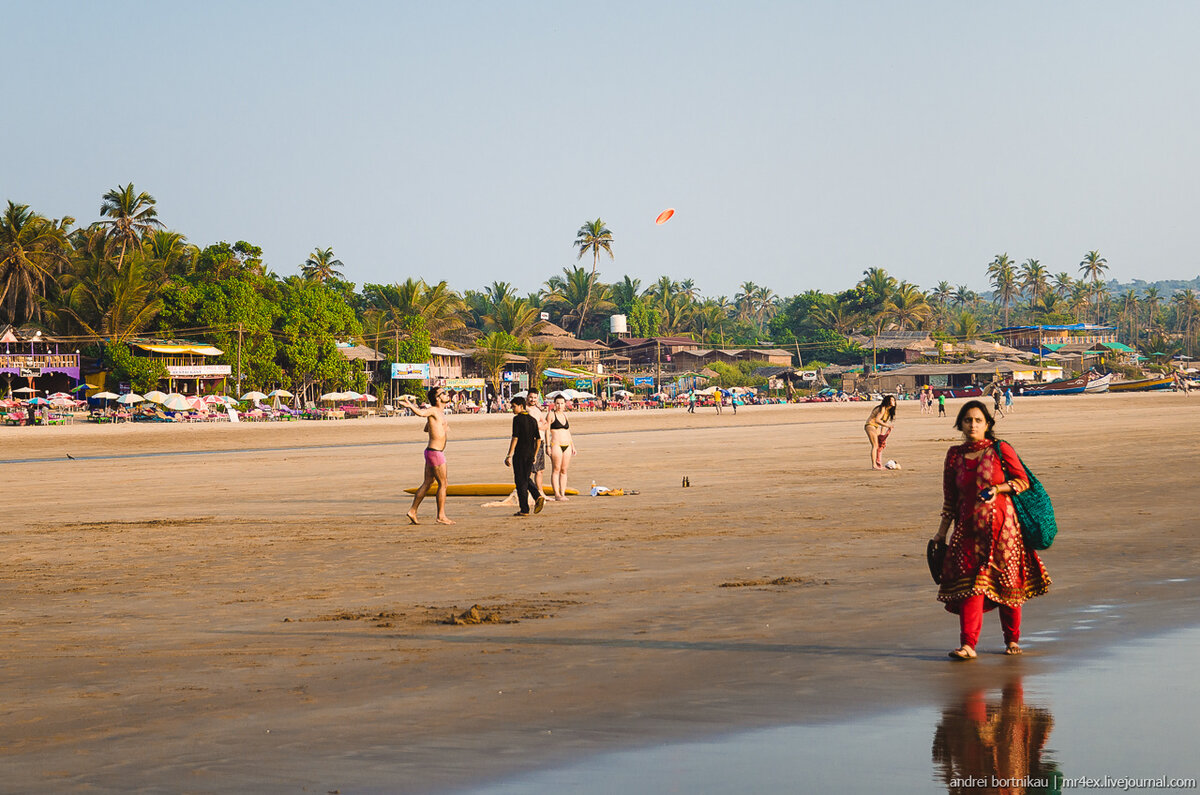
[
  {"x1": 1005, "y1": 642, "x2": 1022, "y2": 655},
  {"x1": 948, "y1": 646, "x2": 977, "y2": 660}
]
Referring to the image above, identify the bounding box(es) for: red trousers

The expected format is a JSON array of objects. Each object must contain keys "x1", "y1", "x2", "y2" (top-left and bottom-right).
[{"x1": 959, "y1": 594, "x2": 1021, "y2": 648}]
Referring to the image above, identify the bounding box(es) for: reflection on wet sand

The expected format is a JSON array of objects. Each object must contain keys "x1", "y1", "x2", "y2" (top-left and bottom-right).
[{"x1": 932, "y1": 678, "x2": 1063, "y2": 794}]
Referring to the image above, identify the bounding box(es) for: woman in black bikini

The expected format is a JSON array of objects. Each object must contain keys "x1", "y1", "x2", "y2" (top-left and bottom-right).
[{"x1": 548, "y1": 395, "x2": 576, "y2": 501}]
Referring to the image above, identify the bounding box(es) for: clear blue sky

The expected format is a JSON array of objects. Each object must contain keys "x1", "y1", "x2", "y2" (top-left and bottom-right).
[{"x1": 6, "y1": 1, "x2": 1199, "y2": 298}]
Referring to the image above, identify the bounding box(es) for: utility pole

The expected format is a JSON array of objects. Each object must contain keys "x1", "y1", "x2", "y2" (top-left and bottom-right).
[
  {"x1": 655, "y1": 340, "x2": 662, "y2": 396},
  {"x1": 236, "y1": 323, "x2": 244, "y2": 395}
]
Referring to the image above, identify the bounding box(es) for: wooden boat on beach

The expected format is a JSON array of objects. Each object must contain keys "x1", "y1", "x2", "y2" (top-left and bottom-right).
[
  {"x1": 1084, "y1": 372, "x2": 1113, "y2": 393},
  {"x1": 1018, "y1": 374, "x2": 1089, "y2": 397},
  {"x1": 931, "y1": 386, "x2": 983, "y2": 399},
  {"x1": 1109, "y1": 375, "x2": 1175, "y2": 392}
]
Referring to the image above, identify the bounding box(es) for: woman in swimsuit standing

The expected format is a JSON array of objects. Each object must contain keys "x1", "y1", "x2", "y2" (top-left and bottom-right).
[
  {"x1": 547, "y1": 395, "x2": 576, "y2": 501},
  {"x1": 864, "y1": 394, "x2": 897, "y2": 470}
]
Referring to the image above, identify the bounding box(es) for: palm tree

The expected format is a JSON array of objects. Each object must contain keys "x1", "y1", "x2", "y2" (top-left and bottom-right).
[
  {"x1": 544, "y1": 265, "x2": 615, "y2": 334},
  {"x1": 1173, "y1": 289, "x2": 1199, "y2": 357},
  {"x1": 573, "y1": 218, "x2": 614, "y2": 335},
  {"x1": 1052, "y1": 272, "x2": 1074, "y2": 298},
  {"x1": 474, "y1": 331, "x2": 520, "y2": 395},
  {"x1": 483, "y1": 296, "x2": 542, "y2": 340},
  {"x1": 523, "y1": 341, "x2": 562, "y2": 392},
  {"x1": 987, "y1": 254, "x2": 1017, "y2": 326},
  {"x1": 951, "y1": 311, "x2": 980, "y2": 340},
  {"x1": 0, "y1": 202, "x2": 73, "y2": 325},
  {"x1": 611, "y1": 275, "x2": 641, "y2": 313},
  {"x1": 53, "y1": 254, "x2": 164, "y2": 341},
  {"x1": 813, "y1": 299, "x2": 861, "y2": 335},
  {"x1": 1142, "y1": 287, "x2": 1162, "y2": 333},
  {"x1": 929, "y1": 281, "x2": 953, "y2": 307},
  {"x1": 98, "y1": 183, "x2": 163, "y2": 272},
  {"x1": 734, "y1": 281, "x2": 760, "y2": 325},
  {"x1": 1030, "y1": 292, "x2": 1065, "y2": 321},
  {"x1": 952, "y1": 285, "x2": 974, "y2": 310},
  {"x1": 144, "y1": 230, "x2": 197, "y2": 278},
  {"x1": 882, "y1": 283, "x2": 932, "y2": 330},
  {"x1": 1078, "y1": 250, "x2": 1109, "y2": 322},
  {"x1": 1019, "y1": 259, "x2": 1049, "y2": 307},
  {"x1": 301, "y1": 247, "x2": 345, "y2": 283},
  {"x1": 690, "y1": 302, "x2": 728, "y2": 344}
]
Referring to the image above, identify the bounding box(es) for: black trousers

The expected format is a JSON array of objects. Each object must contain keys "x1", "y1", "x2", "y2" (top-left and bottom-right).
[{"x1": 513, "y1": 453, "x2": 538, "y2": 513}]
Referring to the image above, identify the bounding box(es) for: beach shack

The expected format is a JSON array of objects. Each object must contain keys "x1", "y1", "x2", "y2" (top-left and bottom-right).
[
  {"x1": 127, "y1": 339, "x2": 231, "y2": 394},
  {"x1": 1, "y1": 325, "x2": 81, "y2": 395},
  {"x1": 527, "y1": 321, "x2": 610, "y2": 367}
]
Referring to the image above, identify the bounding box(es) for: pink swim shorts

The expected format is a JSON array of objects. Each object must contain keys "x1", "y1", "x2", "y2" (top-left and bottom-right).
[{"x1": 424, "y1": 448, "x2": 446, "y2": 467}]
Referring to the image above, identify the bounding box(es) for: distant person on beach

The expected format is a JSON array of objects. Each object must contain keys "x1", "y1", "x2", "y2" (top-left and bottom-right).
[
  {"x1": 864, "y1": 395, "x2": 897, "y2": 470},
  {"x1": 1004, "y1": 387, "x2": 1014, "y2": 411},
  {"x1": 937, "y1": 393, "x2": 947, "y2": 417},
  {"x1": 547, "y1": 394, "x2": 576, "y2": 501},
  {"x1": 505, "y1": 396, "x2": 545, "y2": 516},
  {"x1": 399, "y1": 387, "x2": 455, "y2": 526},
  {"x1": 526, "y1": 388, "x2": 549, "y2": 496},
  {"x1": 992, "y1": 389, "x2": 1005, "y2": 419},
  {"x1": 714, "y1": 392, "x2": 722, "y2": 415},
  {"x1": 687, "y1": 391, "x2": 696, "y2": 413},
  {"x1": 931, "y1": 400, "x2": 1050, "y2": 660}
]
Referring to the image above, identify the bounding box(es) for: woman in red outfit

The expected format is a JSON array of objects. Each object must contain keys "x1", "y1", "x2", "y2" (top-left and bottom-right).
[{"x1": 932, "y1": 400, "x2": 1050, "y2": 660}]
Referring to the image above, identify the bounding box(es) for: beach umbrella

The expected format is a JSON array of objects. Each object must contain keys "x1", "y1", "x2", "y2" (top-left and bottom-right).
[
  {"x1": 267, "y1": 388, "x2": 294, "y2": 398},
  {"x1": 50, "y1": 397, "x2": 74, "y2": 407},
  {"x1": 48, "y1": 392, "x2": 72, "y2": 400},
  {"x1": 362, "y1": 394, "x2": 377, "y2": 402},
  {"x1": 510, "y1": 390, "x2": 529, "y2": 400},
  {"x1": 143, "y1": 390, "x2": 169, "y2": 404},
  {"x1": 203, "y1": 394, "x2": 225, "y2": 404},
  {"x1": 613, "y1": 389, "x2": 633, "y2": 397},
  {"x1": 27, "y1": 396, "x2": 48, "y2": 405},
  {"x1": 342, "y1": 391, "x2": 362, "y2": 400},
  {"x1": 94, "y1": 391, "x2": 119, "y2": 400},
  {"x1": 239, "y1": 391, "x2": 268, "y2": 402},
  {"x1": 70, "y1": 383, "x2": 90, "y2": 393},
  {"x1": 12, "y1": 386, "x2": 38, "y2": 394},
  {"x1": 187, "y1": 397, "x2": 207, "y2": 411},
  {"x1": 116, "y1": 393, "x2": 145, "y2": 405},
  {"x1": 319, "y1": 391, "x2": 342, "y2": 401},
  {"x1": 162, "y1": 395, "x2": 192, "y2": 411}
]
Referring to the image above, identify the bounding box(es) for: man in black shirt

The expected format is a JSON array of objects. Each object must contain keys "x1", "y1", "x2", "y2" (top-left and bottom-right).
[{"x1": 505, "y1": 396, "x2": 545, "y2": 516}]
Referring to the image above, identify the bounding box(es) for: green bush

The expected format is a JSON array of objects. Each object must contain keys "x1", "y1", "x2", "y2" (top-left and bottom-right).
[{"x1": 104, "y1": 342, "x2": 168, "y2": 394}]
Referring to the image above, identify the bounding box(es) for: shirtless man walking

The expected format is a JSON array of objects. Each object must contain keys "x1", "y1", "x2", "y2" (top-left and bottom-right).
[{"x1": 399, "y1": 387, "x2": 455, "y2": 525}]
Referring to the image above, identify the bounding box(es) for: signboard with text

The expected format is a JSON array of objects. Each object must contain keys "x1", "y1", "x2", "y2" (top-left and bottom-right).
[
  {"x1": 633, "y1": 376, "x2": 654, "y2": 387},
  {"x1": 391, "y1": 363, "x2": 430, "y2": 380}
]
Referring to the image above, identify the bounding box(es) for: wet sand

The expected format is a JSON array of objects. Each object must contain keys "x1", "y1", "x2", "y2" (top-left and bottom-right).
[{"x1": 3, "y1": 394, "x2": 1198, "y2": 792}]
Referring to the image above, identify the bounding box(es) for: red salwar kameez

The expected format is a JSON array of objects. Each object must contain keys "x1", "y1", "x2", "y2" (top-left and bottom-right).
[{"x1": 938, "y1": 439, "x2": 1050, "y2": 648}]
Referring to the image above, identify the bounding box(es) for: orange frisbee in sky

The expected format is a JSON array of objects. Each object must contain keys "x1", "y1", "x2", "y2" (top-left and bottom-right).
[{"x1": 654, "y1": 208, "x2": 675, "y2": 225}]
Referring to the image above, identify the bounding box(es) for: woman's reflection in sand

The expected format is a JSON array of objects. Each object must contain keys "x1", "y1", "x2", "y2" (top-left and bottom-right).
[{"x1": 932, "y1": 678, "x2": 1063, "y2": 794}]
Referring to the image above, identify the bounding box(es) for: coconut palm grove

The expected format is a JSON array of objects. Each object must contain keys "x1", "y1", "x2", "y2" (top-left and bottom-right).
[{"x1": 2, "y1": 184, "x2": 1198, "y2": 399}]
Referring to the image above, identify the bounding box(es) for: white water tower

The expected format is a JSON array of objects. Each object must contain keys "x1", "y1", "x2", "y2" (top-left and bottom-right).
[{"x1": 609, "y1": 314, "x2": 628, "y2": 335}]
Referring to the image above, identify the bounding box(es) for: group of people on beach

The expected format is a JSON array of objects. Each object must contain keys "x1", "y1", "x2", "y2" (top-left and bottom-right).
[
  {"x1": 863, "y1": 389, "x2": 1049, "y2": 659},
  {"x1": 400, "y1": 386, "x2": 577, "y2": 524},
  {"x1": 403, "y1": 381, "x2": 1050, "y2": 662}
]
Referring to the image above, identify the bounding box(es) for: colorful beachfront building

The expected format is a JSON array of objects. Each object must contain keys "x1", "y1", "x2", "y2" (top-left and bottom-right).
[
  {"x1": 127, "y1": 339, "x2": 231, "y2": 394},
  {"x1": 996, "y1": 324, "x2": 1118, "y2": 351},
  {"x1": 1, "y1": 325, "x2": 82, "y2": 395}
]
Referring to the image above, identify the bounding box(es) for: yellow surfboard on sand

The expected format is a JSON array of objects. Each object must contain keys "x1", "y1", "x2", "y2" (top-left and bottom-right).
[{"x1": 404, "y1": 483, "x2": 579, "y2": 497}]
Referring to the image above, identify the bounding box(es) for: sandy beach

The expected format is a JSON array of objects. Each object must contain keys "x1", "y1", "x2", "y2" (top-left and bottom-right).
[{"x1": 3, "y1": 393, "x2": 1198, "y2": 793}]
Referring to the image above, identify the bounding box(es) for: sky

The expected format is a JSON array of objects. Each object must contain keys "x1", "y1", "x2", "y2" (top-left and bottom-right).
[{"x1": 5, "y1": 1, "x2": 1200, "y2": 298}]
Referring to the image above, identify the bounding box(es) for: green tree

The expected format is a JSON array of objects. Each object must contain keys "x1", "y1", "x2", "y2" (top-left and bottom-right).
[
  {"x1": 474, "y1": 331, "x2": 521, "y2": 395},
  {"x1": 103, "y1": 341, "x2": 169, "y2": 393},
  {"x1": 1019, "y1": 258, "x2": 1049, "y2": 307},
  {"x1": 882, "y1": 282, "x2": 931, "y2": 330},
  {"x1": 573, "y1": 218, "x2": 614, "y2": 335},
  {"x1": 276, "y1": 278, "x2": 363, "y2": 403},
  {"x1": 0, "y1": 202, "x2": 73, "y2": 325},
  {"x1": 483, "y1": 296, "x2": 542, "y2": 340},
  {"x1": 393, "y1": 315, "x2": 432, "y2": 398},
  {"x1": 301, "y1": 246, "x2": 345, "y2": 283},
  {"x1": 524, "y1": 341, "x2": 562, "y2": 393},
  {"x1": 544, "y1": 265, "x2": 614, "y2": 334},
  {"x1": 987, "y1": 254, "x2": 1017, "y2": 327},
  {"x1": 98, "y1": 183, "x2": 163, "y2": 272},
  {"x1": 53, "y1": 253, "x2": 164, "y2": 341},
  {"x1": 1078, "y1": 250, "x2": 1109, "y2": 322}
]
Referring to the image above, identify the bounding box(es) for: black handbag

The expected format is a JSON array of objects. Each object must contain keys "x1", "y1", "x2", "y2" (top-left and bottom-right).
[{"x1": 927, "y1": 538, "x2": 948, "y2": 584}]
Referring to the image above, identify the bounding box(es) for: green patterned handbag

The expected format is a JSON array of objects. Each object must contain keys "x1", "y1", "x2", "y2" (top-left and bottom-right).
[{"x1": 993, "y1": 440, "x2": 1057, "y2": 550}]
